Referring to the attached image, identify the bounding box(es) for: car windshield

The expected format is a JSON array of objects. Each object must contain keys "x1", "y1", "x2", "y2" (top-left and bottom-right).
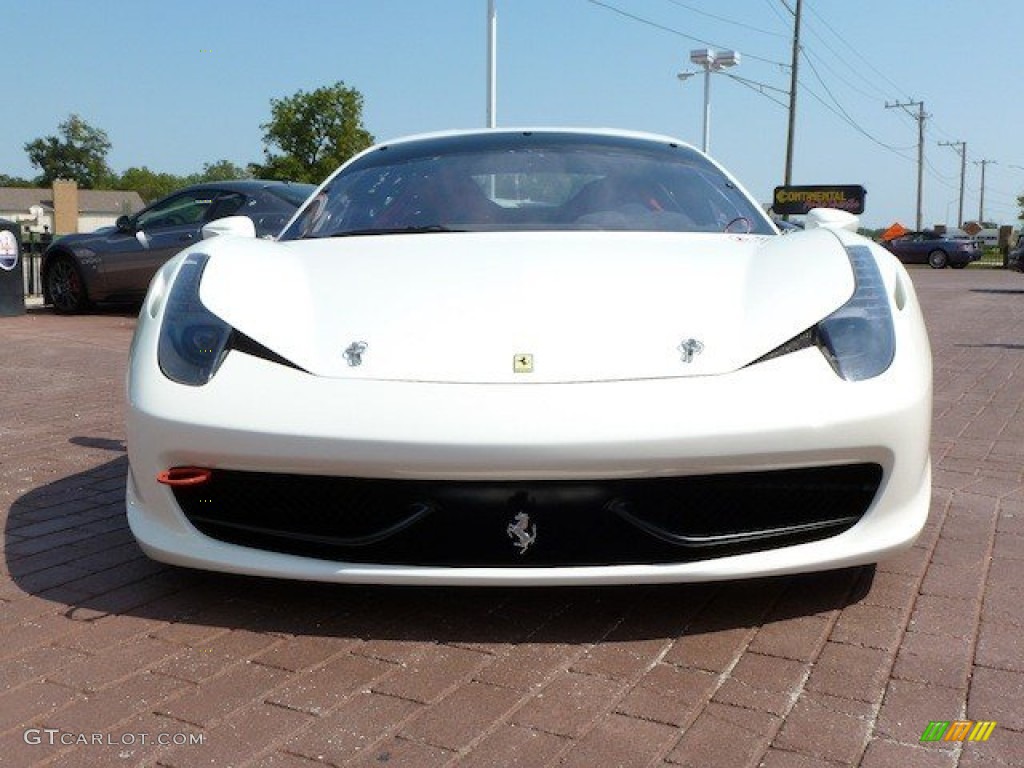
[{"x1": 280, "y1": 133, "x2": 774, "y2": 239}]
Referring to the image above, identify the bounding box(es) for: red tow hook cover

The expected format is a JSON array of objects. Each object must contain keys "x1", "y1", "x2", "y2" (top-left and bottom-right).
[{"x1": 156, "y1": 467, "x2": 213, "y2": 487}]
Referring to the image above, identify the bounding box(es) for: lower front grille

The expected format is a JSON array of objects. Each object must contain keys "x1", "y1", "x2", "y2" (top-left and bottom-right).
[{"x1": 171, "y1": 464, "x2": 882, "y2": 567}]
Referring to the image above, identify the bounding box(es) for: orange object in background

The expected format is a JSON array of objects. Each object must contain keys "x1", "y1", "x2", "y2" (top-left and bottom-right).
[{"x1": 881, "y1": 222, "x2": 909, "y2": 241}]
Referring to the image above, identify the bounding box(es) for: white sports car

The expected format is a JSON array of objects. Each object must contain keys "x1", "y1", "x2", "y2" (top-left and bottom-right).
[{"x1": 126, "y1": 128, "x2": 932, "y2": 586}]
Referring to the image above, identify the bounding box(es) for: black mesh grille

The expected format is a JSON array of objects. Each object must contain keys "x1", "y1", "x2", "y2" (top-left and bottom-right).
[{"x1": 172, "y1": 464, "x2": 882, "y2": 567}]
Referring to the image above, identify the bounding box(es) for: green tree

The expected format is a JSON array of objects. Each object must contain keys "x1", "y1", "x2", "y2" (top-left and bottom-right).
[
  {"x1": 254, "y1": 81, "x2": 373, "y2": 183},
  {"x1": 116, "y1": 161, "x2": 249, "y2": 203},
  {"x1": 116, "y1": 167, "x2": 189, "y2": 203},
  {"x1": 0, "y1": 173, "x2": 34, "y2": 188},
  {"x1": 1018, "y1": 193, "x2": 1024, "y2": 220},
  {"x1": 197, "y1": 159, "x2": 250, "y2": 182},
  {"x1": 24, "y1": 114, "x2": 112, "y2": 189}
]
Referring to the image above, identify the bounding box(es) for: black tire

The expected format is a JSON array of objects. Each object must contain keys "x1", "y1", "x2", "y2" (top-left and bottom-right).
[
  {"x1": 46, "y1": 255, "x2": 90, "y2": 314},
  {"x1": 928, "y1": 249, "x2": 949, "y2": 269}
]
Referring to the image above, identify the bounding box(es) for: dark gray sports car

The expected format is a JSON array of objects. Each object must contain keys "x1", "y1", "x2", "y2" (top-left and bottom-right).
[
  {"x1": 42, "y1": 179, "x2": 313, "y2": 313},
  {"x1": 881, "y1": 229, "x2": 981, "y2": 269}
]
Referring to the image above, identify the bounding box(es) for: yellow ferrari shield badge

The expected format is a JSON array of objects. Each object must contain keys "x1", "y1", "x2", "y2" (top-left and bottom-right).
[{"x1": 513, "y1": 353, "x2": 534, "y2": 373}]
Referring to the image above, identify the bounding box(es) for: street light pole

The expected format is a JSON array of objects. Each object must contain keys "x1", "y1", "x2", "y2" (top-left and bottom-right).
[
  {"x1": 701, "y1": 65, "x2": 712, "y2": 153},
  {"x1": 486, "y1": 0, "x2": 497, "y2": 128},
  {"x1": 680, "y1": 49, "x2": 739, "y2": 155}
]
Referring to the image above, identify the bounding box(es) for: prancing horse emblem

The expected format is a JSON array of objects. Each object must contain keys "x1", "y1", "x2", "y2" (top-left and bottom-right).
[
  {"x1": 506, "y1": 511, "x2": 537, "y2": 554},
  {"x1": 678, "y1": 338, "x2": 704, "y2": 364},
  {"x1": 343, "y1": 341, "x2": 368, "y2": 367}
]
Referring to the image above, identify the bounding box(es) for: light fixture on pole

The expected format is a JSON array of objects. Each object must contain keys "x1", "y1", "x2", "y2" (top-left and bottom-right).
[{"x1": 678, "y1": 48, "x2": 740, "y2": 154}]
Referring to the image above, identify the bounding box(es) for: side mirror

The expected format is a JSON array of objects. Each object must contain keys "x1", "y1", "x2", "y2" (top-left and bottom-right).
[
  {"x1": 115, "y1": 215, "x2": 134, "y2": 233},
  {"x1": 201, "y1": 215, "x2": 256, "y2": 240},
  {"x1": 804, "y1": 207, "x2": 859, "y2": 233}
]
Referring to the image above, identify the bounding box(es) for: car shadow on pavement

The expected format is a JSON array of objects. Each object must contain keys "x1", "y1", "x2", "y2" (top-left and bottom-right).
[
  {"x1": 68, "y1": 436, "x2": 127, "y2": 452},
  {"x1": 6, "y1": 454, "x2": 875, "y2": 646}
]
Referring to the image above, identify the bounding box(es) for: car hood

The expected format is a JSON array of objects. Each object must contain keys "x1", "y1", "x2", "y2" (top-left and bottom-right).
[{"x1": 197, "y1": 229, "x2": 854, "y2": 383}]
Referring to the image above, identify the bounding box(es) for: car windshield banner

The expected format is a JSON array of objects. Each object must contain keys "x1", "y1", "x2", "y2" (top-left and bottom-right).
[{"x1": 773, "y1": 185, "x2": 866, "y2": 215}]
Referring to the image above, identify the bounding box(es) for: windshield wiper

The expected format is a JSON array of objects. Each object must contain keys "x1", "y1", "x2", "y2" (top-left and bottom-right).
[{"x1": 329, "y1": 225, "x2": 464, "y2": 237}]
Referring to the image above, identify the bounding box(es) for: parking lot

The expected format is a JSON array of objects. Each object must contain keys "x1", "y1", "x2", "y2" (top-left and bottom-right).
[{"x1": 1, "y1": 266, "x2": 1022, "y2": 768}]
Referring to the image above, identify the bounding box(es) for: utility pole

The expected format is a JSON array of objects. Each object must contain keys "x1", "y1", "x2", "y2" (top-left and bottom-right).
[
  {"x1": 486, "y1": 0, "x2": 497, "y2": 128},
  {"x1": 974, "y1": 159, "x2": 996, "y2": 224},
  {"x1": 783, "y1": 0, "x2": 802, "y2": 186},
  {"x1": 938, "y1": 140, "x2": 966, "y2": 227},
  {"x1": 886, "y1": 100, "x2": 926, "y2": 230}
]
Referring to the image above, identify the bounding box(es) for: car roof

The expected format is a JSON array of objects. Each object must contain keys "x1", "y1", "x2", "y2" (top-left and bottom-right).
[
  {"x1": 368, "y1": 127, "x2": 700, "y2": 159},
  {"x1": 182, "y1": 179, "x2": 314, "y2": 194}
]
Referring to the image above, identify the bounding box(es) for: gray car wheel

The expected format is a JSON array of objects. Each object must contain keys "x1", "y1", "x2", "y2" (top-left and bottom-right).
[
  {"x1": 928, "y1": 249, "x2": 949, "y2": 269},
  {"x1": 47, "y1": 256, "x2": 90, "y2": 314}
]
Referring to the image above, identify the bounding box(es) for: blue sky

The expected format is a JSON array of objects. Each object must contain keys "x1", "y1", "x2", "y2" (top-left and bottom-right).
[{"x1": 4, "y1": 0, "x2": 1023, "y2": 228}]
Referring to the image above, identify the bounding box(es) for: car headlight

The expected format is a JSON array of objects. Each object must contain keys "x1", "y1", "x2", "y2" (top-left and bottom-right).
[
  {"x1": 157, "y1": 253, "x2": 233, "y2": 386},
  {"x1": 815, "y1": 245, "x2": 895, "y2": 381}
]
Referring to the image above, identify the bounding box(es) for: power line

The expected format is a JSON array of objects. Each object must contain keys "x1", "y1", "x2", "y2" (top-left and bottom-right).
[
  {"x1": 721, "y1": 71, "x2": 789, "y2": 109},
  {"x1": 805, "y1": 4, "x2": 912, "y2": 101},
  {"x1": 801, "y1": 45, "x2": 884, "y2": 104},
  {"x1": 762, "y1": 0, "x2": 791, "y2": 28},
  {"x1": 662, "y1": 0, "x2": 787, "y2": 38},
  {"x1": 584, "y1": 0, "x2": 789, "y2": 67},
  {"x1": 798, "y1": 23, "x2": 890, "y2": 103},
  {"x1": 724, "y1": 71, "x2": 789, "y2": 97},
  {"x1": 923, "y1": 157, "x2": 958, "y2": 186},
  {"x1": 591, "y1": 0, "x2": 976, "y2": 219},
  {"x1": 802, "y1": 52, "x2": 909, "y2": 153},
  {"x1": 981, "y1": 188, "x2": 1020, "y2": 206},
  {"x1": 792, "y1": 83, "x2": 912, "y2": 160}
]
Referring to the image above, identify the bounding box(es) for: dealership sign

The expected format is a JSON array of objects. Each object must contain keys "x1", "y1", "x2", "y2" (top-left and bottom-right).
[
  {"x1": 0, "y1": 230, "x2": 18, "y2": 271},
  {"x1": 773, "y1": 185, "x2": 866, "y2": 215}
]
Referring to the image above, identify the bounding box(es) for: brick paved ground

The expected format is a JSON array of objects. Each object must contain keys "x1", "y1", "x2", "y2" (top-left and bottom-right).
[{"x1": 1, "y1": 267, "x2": 1022, "y2": 768}]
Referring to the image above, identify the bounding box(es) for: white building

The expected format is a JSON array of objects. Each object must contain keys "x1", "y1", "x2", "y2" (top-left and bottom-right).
[{"x1": 0, "y1": 183, "x2": 144, "y2": 235}]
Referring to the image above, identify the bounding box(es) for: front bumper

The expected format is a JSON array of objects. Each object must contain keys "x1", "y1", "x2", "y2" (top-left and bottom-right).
[
  {"x1": 954, "y1": 250, "x2": 982, "y2": 266},
  {"x1": 126, "y1": 314, "x2": 932, "y2": 585}
]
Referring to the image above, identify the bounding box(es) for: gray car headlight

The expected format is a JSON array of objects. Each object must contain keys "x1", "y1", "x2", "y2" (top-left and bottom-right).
[
  {"x1": 815, "y1": 245, "x2": 895, "y2": 382},
  {"x1": 157, "y1": 253, "x2": 233, "y2": 386}
]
